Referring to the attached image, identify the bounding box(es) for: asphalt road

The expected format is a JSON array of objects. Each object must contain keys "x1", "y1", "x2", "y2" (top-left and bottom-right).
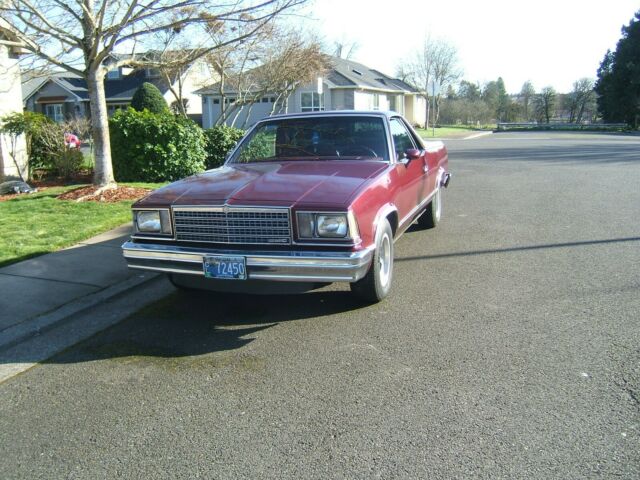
[{"x1": 2, "y1": 131, "x2": 639, "y2": 479}]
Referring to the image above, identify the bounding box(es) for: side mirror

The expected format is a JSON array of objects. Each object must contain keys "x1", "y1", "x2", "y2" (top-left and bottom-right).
[
  {"x1": 400, "y1": 148, "x2": 421, "y2": 165},
  {"x1": 405, "y1": 148, "x2": 421, "y2": 160}
]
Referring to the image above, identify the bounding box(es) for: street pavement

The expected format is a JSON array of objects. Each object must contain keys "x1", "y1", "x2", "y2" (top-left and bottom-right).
[{"x1": 1, "y1": 131, "x2": 639, "y2": 479}]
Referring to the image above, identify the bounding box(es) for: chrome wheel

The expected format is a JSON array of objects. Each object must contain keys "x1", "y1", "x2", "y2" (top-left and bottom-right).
[
  {"x1": 350, "y1": 218, "x2": 394, "y2": 303},
  {"x1": 378, "y1": 232, "x2": 391, "y2": 288}
]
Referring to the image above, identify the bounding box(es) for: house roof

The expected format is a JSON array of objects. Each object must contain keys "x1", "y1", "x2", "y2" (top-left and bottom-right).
[
  {"x1": 23, "y1": 69, "x2": 171, "y2": 103},
  {"x1": 327, "y1": 57, "x2": 418, "y2": 93},
  {"x1": 196, "y1": 56, "x2": 419, "y2": 96}
]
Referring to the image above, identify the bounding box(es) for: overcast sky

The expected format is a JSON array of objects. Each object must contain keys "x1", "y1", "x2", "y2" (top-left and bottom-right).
[{"x1": 297, "y1": 0, "x2": 639, "y2": 93}]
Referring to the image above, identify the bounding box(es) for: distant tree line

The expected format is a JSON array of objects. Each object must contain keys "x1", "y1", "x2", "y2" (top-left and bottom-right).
[
  {"x1": 438, "y1": 77, "x2": 597, "y2": 126},
  {"x1": 398, "y1": 36, "x2": 600, "y2": 127}
]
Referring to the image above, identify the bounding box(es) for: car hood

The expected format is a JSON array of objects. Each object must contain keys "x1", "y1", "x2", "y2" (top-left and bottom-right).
[{"x1": 135, "y1": 160, "x2": 388, "y2": 209}]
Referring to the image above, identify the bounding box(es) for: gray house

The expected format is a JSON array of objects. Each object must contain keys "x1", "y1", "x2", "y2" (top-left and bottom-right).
[
  {"x1": 198, "y1": 56, "x2": 427, "y2": 129},
  {"x1": 23, "y1": 54, "x2": 213, "y2": 125}
]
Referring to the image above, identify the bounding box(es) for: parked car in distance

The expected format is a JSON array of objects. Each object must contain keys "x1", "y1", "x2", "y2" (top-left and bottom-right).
[{"x1": 122, "y1": 111, "x2": 450, "y2": 302}]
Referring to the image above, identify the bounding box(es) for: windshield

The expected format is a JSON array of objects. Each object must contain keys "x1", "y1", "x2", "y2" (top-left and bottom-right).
[{"x1": 229, "y1": 116, "x2": 389, "y2": 164}]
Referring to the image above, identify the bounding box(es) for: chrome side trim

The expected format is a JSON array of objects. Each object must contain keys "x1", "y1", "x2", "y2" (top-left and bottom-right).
[{"x1": 398, "y1": 188, "x2": 437, "y2": 229}]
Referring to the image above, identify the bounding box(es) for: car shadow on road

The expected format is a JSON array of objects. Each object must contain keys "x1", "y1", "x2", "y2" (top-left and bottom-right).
[
  {"x1": 40, "y1": 289, "x2": 364, "y2": 365},
  {"x1": 395, "y1": 235, "x2": 640, "y2": 262}
]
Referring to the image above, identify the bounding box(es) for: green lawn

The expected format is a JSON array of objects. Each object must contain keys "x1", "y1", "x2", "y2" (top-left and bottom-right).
[
  {"x1": 0, "y1": 183, "x2": 164, "y2": 267},
  {"x1": 417, "y1": 125, "x2": 494, "y2": 139}
]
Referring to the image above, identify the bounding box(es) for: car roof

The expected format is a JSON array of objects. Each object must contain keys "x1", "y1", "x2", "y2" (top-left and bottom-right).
[{"x1": 263, "y1": 110, "x2": 399, "y2": 121}]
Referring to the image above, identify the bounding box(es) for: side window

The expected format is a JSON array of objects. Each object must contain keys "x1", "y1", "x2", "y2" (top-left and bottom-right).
[{"x1": 389, "y1": 118, "x2": 416, "y2": 160}]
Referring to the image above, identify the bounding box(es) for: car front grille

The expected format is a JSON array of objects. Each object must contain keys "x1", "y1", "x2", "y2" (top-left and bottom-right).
[{"x1": 172, "y1": 207, "x2": 291, "y2": 245}]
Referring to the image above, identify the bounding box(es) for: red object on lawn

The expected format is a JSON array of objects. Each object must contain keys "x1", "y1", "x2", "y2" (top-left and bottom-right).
[{"x1": 64, "y1": 132, "x2": 81, "y2": 149}]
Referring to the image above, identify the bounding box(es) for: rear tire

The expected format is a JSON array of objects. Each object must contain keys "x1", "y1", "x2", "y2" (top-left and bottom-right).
[
  {"x1": 350, "y1": 218, "x2": 394, "y2": 303},
  {"x1": 418, "y1": 186, "x2": 442, "y2": 229}
]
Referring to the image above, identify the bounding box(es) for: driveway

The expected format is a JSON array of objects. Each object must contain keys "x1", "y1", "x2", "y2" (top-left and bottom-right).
[{"x1": 1, "y1": 132, "x2": 638, "y2": 479}]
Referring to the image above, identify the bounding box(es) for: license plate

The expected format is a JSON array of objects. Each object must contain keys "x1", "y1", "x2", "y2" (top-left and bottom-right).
[{"x1": 203, "y1": 256, "x2": 246, "y2": 280}]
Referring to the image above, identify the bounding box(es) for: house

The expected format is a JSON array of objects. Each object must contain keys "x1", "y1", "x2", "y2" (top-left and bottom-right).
[
  {"x1": 22, "y1": 52, "x2": 213, "y2": 125},
  {"x1": 198, "y1": 56, "x2": 427, "y2": 129},
  {"x1": 0, "y1": 19, "x2": 27, "y2": 181}
]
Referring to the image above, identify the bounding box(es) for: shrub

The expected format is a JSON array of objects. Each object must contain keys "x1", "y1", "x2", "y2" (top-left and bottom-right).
[
  {"x1": 0, "y1": 111, "x2": 62, "y2": 175},
  {"x1": 54, "y1": 148, "x2": 84, "y2": 179},
  {"x1": 110, "y1": 108, "x2": 206, "y2": 182},
  {"x1": 203, "y1": 125, "x2": 245, "y2": 169},
  {"x1": 131, "y1": 82, "x2": 169, "y2": 114}
]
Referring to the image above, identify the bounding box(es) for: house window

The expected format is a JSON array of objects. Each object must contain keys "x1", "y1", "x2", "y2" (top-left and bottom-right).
[
  {"x1": 213, "y1": 98, "x2": 220, "y2": 105},
  {"x1": 45, "y1": 104, "x2": 64, "y2": 122},
  {"x1": 107, "y1": 104, "x2": 127, "y2": 116},
  {"x1": 106, "y1": 68, "x2": 120, "y2": 80},
  {"x1": 373, "y1": 94, "x2": 380, "y2": 110},
  {"x1": 145, "y1": 68, "x2": 160, "y2": 78},
  {"x1": 301, "y1": 92, "x2": 324, "y2": 112}
]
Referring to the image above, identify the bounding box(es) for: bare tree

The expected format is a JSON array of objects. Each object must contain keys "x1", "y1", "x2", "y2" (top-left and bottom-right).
[
  {"x1": 519, "y1": 81, "x2": 535, "y2": 121},
  {"x1": 534, "y1": 86, "x2": 557, "y2": 123},
  {"x1": 401, "y1": 36, "x2": 461, "y2": 128},
  {"x1": 567, "y1": 78, "x2": 596, "y2": 123},
  {"x1": 202, "y1": 26, "x2": 327, "y2": 127},
  {"x1": 1, "y1": 0, "x2": 307, "y2": 187},
  {"x1": 333, "y1": 38, "x2": 359, "y2": 60}
]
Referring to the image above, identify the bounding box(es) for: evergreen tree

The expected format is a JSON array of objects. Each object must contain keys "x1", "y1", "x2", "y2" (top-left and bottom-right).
[
  {"x1": 595, "y1": 11, "x2": 640, "y2": 127},
  {"x1": 131, "y1": 82, "x2": 169, "y2": 114}
]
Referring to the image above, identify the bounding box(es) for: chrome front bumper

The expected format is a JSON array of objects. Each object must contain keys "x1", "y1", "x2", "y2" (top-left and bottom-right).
[{"x1": 122, "y1": 241, "x2": 374, "y2": 283}]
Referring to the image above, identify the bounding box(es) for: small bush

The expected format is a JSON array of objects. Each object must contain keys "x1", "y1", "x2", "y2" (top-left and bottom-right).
[
  {"x1": 203, "y1": 125, "x2": 245, "y2": 169},
  {"x1": 0, "y1": 111, "x2": 62, "y2": 173},
  {"x1": 31, "y1": 121, "x2": 65, "y2": 171},
  {"x1": 54, "y1": 148, "x2": 84, "y2": 179},
  {"x1": 110, "y1": 108, "x2": 206, "y2": 182},
  {"x1": 131, "y1": 82, "x2": 169, "y2": 114}
]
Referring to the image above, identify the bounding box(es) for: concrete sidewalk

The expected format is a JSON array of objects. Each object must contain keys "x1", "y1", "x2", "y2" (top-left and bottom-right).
[{"x1": 0, "y1": 224, "x2": 159, "y2": 351}]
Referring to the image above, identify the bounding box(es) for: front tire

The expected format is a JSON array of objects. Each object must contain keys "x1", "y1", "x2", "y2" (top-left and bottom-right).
[
  {"x1": 350, "y1": 218, "x2": 394, "y2": 303},
  {"x1": 418, "y1": 186, "x2": 442, "y2": 229}
]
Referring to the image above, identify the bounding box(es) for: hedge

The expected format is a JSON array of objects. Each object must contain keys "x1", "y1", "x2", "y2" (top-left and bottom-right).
[
  {"x1": 110, "y1": 108, "x2": 206, "y2": 182},
  {"x1": 203, "y1": 125, "x2": 245, "y2": 169}
]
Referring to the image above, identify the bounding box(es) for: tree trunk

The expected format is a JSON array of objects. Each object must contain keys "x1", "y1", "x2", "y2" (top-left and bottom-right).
[
  {"x1": 86, "y1": 68, "x2": 115, "y2": 186},
  {"x1": 425, "y1": 95, "x2": 430, "y2": 130}
]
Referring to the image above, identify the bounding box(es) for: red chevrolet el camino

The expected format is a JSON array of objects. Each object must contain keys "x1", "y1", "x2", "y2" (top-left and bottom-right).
[{"x1": 122, "y1": 111, "x2": 450, "y2": 302}]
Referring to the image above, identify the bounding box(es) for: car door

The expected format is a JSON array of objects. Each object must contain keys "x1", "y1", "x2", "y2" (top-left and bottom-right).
[{"x1": 388, "y1": 117, "x2": 427, "y2": 225}]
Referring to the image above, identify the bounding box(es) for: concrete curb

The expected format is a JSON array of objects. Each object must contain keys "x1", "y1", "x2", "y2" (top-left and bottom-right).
[
  {"x1": 0, "y1": 270, "x2": 159, "y2": 352},
  {"x1": 463, "y1": 131, "x2": 494, "y2": 140},
  {"x1": 0, "y1": 274, "x2": 175, "y2": 383}
]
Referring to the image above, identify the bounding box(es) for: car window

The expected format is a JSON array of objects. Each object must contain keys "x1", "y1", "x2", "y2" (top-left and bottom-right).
[
  {"x1": 389, "y1": 118, "x2": 416, "y2": 160},
  {"x1": 230, "y1": 116, "x2": 389, "y2": 163}
]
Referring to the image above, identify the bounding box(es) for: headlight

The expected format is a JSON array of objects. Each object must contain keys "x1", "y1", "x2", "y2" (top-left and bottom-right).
[
  {"x1": 134, "y1": 210, "x2": 172, "y2": 235},
  {"x1": 317, "y1": 214, "x2": 348, "y2": 237},
  {"x1": 296, "y1": 212, "x2": 358, "y2": 240}
]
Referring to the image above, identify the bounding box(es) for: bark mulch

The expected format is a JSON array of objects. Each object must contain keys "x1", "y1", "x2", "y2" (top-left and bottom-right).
[{"x1": 57, "y1": 185, "x2": 151, "y2": 203}]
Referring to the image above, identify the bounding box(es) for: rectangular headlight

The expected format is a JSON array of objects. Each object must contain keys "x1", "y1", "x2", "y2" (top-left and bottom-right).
[
  {"x1": 317, "y1": 214, "x2": 348, "y2": 237},
  {"x1": 296, "y1": 212, "x2": 354, "y2": 240},
  {"x1": 134, "y1": 210, "x2": 172, "y2": 235}
]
